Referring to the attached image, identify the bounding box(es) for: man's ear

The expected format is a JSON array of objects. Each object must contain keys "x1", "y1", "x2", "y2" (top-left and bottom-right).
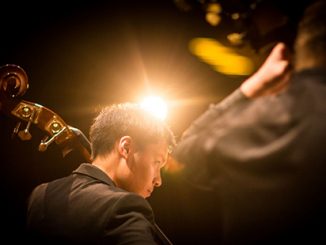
[{"x1": 118, "y1": 136, "x2": 132, "y2": 159}]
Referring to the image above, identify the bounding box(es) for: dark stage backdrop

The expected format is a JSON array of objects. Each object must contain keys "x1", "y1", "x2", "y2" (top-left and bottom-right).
[{"x1": 0, "y1": 0, "x2": 308, "y2": 244}]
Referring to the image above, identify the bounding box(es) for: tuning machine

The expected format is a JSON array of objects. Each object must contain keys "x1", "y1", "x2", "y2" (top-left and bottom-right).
[
  {"x1": 38, "y1": 120, "x2": 67, "y2": 152},
  {"x1": 11, "y1": 105, "x2": 36, "y2": 141}
]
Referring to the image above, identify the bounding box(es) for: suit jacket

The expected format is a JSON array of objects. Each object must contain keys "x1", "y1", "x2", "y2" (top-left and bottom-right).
[
  {"x1": 174, "y1": 68, "x2": 326, "y2": 244},
  {"x1": 26, "y1": 163, "x2": 172, "y2": 245}
]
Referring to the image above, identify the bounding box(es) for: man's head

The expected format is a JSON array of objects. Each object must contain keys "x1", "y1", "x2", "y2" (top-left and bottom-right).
[
  {"x1": 89, "y1": 103, "x2": 176, "y2": 198},
  {"x1": 294, "y1": 0, "x2": 326, "y2": 71}
]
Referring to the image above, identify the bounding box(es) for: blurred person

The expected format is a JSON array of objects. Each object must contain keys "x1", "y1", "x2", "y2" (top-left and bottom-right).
[
  {"x1": 26, "y1": 102, "x2": 176, "y2": 244},
  {"x1": 173, "y1": 0, "x2": 326, "y2": 243}
]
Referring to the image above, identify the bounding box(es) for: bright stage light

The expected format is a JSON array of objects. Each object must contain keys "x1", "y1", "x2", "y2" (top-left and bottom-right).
[{"x1": 140, "y1": 96, "x2": 167, "y2": 120}]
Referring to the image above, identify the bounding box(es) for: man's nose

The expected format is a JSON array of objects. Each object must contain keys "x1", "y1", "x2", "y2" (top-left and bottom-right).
[{"x1": 153, "y1": 173, "x2": 162, "y2": 187}]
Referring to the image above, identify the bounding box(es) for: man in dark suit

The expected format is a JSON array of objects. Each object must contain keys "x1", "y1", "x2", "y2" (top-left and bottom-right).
[
  {"x1": 26, "y1": 103, "x2": 176, "y2": 244},
  {"x1": 174, "y1": 0, "x2": 326, "y2": 244}
]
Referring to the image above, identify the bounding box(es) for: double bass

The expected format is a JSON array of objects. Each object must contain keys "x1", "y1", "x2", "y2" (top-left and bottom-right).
[{"x1": 0, "y1": 64, "x2": 91, "y2": 161}]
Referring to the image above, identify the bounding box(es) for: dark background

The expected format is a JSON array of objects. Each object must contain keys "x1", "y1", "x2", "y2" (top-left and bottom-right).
[{"x1": 0, "y1": 0, "x2": 312, "y2": 243}]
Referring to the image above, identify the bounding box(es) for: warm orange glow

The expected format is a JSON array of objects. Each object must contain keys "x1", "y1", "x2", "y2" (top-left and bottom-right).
[
  {"x1": 207, "y1": 3, "x2": 222, "y2": 13},
  {"x1": 189, "y1": 37, "x2": 255, "y2": 75},
  {"x1": 164, "y1": 156, "x2": 184, "y2": 174},
  {"x1": 205, "y1": 3, "x2": 222, "y2": 26},
  {"x1": 139, "y1": 95, "x2": 168, "y2": 120},
  {"x1": 227, "y1": 32, "x2": 245, "y2": 46},
  {"x1": 205, "y1": 12, "x2": 221, "y2": 26}
]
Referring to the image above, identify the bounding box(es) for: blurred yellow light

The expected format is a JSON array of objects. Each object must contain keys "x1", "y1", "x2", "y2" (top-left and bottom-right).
[
  {"x1": 205, "y1": 3, "x2": 222, "y2": 26},
  {"x1": 231, "y1": 13, "x2": 240, "y2": 20},
  {"x1": 140, "y1": 96, "x2": 167, "y2": 120},
  {"x1": 189, "y1": 38, "x2": 254, "y2": 75},
  {"x1": 227, "y1": 32, "x2": 245, "y2": 46},
  {"x1": 206, "y1": 13, "x2": 221, "y2": 26},
  {"x1": 207, "y1": 3, "x2": 221, "y2": 13}
]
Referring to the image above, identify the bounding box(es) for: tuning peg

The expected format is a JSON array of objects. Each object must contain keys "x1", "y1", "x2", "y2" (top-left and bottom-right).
[
  {"x1": 11, "y1": 121, "x2": 21, "y2": 139},
  {"x1": 38, "y1": 136, "x2": 49, "y2": 152},
  {"x1": 14, "y1": 105, "x2": 36, "y2": 141},
  {"x1": 17, "y1": 108, "x2": 35, "y2": 141},
  {"x1": 38, "y1": 126, "x2": 66, "y2": 152},
  {"x1": 18, "y1": 127, "x2": 32, "y2": 141}
]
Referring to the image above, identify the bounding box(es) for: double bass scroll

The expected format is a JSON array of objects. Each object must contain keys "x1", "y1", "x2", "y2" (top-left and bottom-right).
[{"x1": 0, "y1": 64, "x2": 91, "y2": 162}]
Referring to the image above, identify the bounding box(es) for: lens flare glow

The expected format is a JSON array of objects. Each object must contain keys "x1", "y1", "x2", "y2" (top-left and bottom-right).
[{"x1": 140, "y1": 96, "x2": 167, "y2": 120}]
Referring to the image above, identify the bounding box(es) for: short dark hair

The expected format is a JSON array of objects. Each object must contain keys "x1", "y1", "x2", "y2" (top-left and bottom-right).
[
  {"x1": 295, "y1": 0, "x2": 326, "y2": 68},
  {"x1": 89, "y1": 103, "x2": 176, "y2": 159}
]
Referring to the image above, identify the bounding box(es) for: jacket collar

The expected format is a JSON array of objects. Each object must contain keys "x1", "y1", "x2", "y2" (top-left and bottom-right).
[{"x1": 72, "y1": 163, "x2": 116, "y2": 187}]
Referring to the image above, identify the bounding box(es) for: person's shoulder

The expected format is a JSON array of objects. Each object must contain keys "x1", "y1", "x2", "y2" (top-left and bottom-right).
[
  {"x1": 29, "y1": 181, "x2": 51, "y2": 197},
  {"x1": 110, "y1": 192, "x2": 154, "y2": 215},
  {"x1": 83, "y1": 183, "x2": 152, "y2": 211},
  {"x1": 114, "y1": 191, "x2": 151, "y2": 206}
]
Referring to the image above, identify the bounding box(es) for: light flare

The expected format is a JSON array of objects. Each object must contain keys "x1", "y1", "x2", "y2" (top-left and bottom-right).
[{"x1": 140, "y1": 95, "x2": 168, "y2": 120}]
